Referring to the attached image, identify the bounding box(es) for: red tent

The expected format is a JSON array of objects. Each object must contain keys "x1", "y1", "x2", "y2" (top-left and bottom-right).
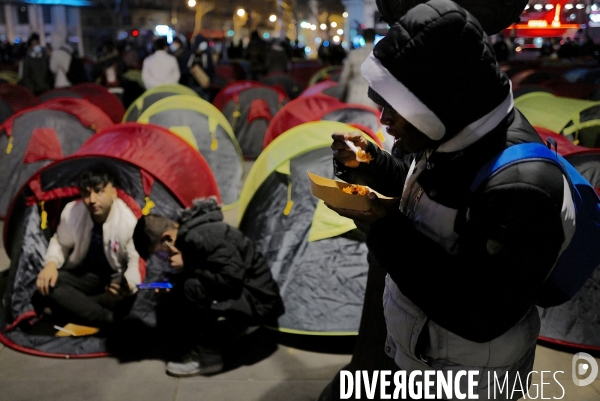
[
  {"x1": 299, "y1": 80, "x2": 341, "y2": 99},
  {"x1": 212, "y1": 81, "x2": 265, "y2": 111},
  {"x1": 71, "y1": 122, "x2": 221, "y2": 208},
  {"x1": 1, "y1": 122, "x2": 220, "y2": 358},
  {"x1": 263, "y1": 94, "x2": 383, "y2": 149},
  {"x1": 39, "y1": 83, "x2": 125, "y2": 123},
  {"x1": 0, "y1": 84, "x2": 38, "y2": 123},
  {"x1": 534, "y1": 126, "x2": 585, "y2": 156},
  {"x1": 3, "y1": 97, "x2": 113, "y2": 137}
]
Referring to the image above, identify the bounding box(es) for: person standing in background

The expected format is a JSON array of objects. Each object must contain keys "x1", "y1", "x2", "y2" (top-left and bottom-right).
[
  {"x1": 142, "y1": 37, "x2": 180, "y2": 89},
  {"x1": 20, "y1": 33, "x2": 52, "y2": 95},
  {"x1": 49, "y1": 31, "x2": 72, "y2": 89},
  {"x1": 338, "y1": 29, "x2": 379, "y2": 109}
]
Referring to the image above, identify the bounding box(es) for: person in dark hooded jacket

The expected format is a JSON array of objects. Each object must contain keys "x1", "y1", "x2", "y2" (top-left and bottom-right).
[
  {"x1": 326, "y1": 0, "x2": 569, "y2": 399},
  {"x1": 133, "y1": 198, "x2": 284, "y2": 377},
  {"x1": 185, "y1": 35, "x2": 216, "y2": 101}
]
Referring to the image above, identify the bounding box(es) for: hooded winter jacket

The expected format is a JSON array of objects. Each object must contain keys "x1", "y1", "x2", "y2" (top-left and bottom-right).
[
  {"x1": 334, "y1": 1, "x2": 571, "y2": 398},
  {"x1": 175, "y1": 199, "x2": 284, "y2": 324}
]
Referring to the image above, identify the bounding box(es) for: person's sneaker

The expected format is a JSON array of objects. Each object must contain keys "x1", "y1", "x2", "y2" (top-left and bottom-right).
[{"x1": 166, "y1": 350, "x2": 224, "y2": 377}]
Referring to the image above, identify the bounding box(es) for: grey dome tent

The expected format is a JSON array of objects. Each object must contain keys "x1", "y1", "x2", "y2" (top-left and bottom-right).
[
  {"x1": 214, "y1": 81, "x2": 288, "y2": 159},
  {"x1": 538, "y1": 146, "x2": 600, "y2": 352},
  {"x1": 123, "y1": 84, "x2": 198, "y2": 122},
  {"x1": 136, "y1": 95, "x2": 244, "y2": 209},
  {"x1": 238, "y1": 121, "x2": 372, "y2": 334},
  {"x1": 0, "y1": 122, "x2": 221, "y2": 357},
  {"x1": 0, "y1": 98, "x2": 114, "y2": 219}
]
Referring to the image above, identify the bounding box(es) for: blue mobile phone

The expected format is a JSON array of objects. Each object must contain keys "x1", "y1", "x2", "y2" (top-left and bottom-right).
[{"x1": 137, "y1": 282, "x2": 173, "y2": 290}]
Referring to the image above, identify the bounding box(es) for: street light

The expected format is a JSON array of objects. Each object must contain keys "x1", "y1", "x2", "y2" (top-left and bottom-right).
[
  {"x1": 270, "y1": 14, "x2": 277, "y2": 22},
  {"x1": 337, "y1": 29, "x2": 343, "y2": 35},
  {"x1": 237, "y1": 8, "x2": 245, "y2": 17},
  {"x1": 188, "y1": 0, "x2": 196, "y2": 7},
  {"x1": 320, "y1": 23, "x2": 327, "y2": 30},
  {"x1": 331, "y1": 21, "x2": 337, "y2": 28},
  {"x1": 343, "y1": 12, "x2": 348, "y2": 18}
]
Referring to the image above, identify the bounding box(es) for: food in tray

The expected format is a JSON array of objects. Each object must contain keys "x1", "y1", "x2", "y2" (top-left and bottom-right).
[{"x1": 342, "y1": 184, "x2": 371, "y2": 196}]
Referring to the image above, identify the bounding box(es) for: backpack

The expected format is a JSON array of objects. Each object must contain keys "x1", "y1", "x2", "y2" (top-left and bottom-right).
[
  {"x1": 471, "y1": 140, "x2": 600, "y2": 308},
  {"x1": 66, "y1": 51, "x2": 88, "y2": 85}
]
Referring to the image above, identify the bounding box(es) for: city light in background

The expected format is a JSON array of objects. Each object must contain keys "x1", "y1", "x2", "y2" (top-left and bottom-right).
[{"x1": 236, "y1": 8, "x2": 245, "y2": 17}]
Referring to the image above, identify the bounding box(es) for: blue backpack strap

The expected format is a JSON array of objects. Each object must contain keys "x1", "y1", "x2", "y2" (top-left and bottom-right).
[
  {"x1": 471, "y1": 142, "x2": 600, "y2": 306},
  {"x1": 471, "y1": 143, "x2": 565, "y2": 192}
]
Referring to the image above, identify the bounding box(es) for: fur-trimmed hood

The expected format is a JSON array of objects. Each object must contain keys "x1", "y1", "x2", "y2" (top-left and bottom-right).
[{"x1": 177, "y1": 197, "x2": 223, "y2": 236}]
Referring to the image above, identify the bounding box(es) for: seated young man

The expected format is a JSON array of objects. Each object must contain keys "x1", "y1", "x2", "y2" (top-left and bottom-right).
[
  {"x1": 35, "y1": 164, "x2": 142, "y2": 327},
  {"x1": 133, "y1": 198, "x2": 284, "y2": 377}
]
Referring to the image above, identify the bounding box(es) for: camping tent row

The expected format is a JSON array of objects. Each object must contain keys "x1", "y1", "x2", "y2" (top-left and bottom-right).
[
  {"x1": 213, "y1": 80, "x2": 394, "y2": 159},
  {"x1": 0, "y1": 97, "x2": 114, "y2": 218},
  {"x1": 39, "y1": 83, "x2": 126, "y2": 124},
  {"x1": 125, "y1": 84, "x2": 244, "y2": 208},
  {"x1": 0, "y1": 123, "x2": 221, "y2": 357}
]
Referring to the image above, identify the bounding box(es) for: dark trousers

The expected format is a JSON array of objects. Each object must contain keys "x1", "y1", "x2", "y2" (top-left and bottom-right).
[
  {"x1": 156, "y1": 277, "x2": 249, "y2": 358},
  {"x1": 46, "y1": 268, "x2": 114, "y2": 326},
  {"x1": 319, "y1": 253, "x2": 399, "y2": 401}
]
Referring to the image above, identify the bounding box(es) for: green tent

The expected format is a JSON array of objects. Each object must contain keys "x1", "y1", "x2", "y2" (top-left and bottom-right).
[
  {"x1": 238, "y1": 121, "x2": 380, "y2": 335},
  {"x1": 515, "y1": 91, "x2": 600, "y2": 147},
  {"x1": 137, "y1": 95, "x2": 244, "y2": 209}
]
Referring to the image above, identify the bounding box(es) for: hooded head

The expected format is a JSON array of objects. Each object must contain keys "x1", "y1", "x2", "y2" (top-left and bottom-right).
[
  {"x1": 362, "y1": 0, "x2": 513, "y2": 152},
  {"x1": 193, "y1": 35, "x2": 209, "y2": 53},
  {"x1": 375, "y1": 0, "x2": 528, "y2": 35}
]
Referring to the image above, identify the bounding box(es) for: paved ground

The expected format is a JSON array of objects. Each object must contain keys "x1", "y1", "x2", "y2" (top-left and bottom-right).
[{"x1": 0, "y1": 161, "x2": 599, "y2": 400}]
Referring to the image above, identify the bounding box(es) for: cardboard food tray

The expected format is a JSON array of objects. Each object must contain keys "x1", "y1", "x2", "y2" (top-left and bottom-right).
[{"x1": 308, "y1": 171, "x2": 398, "y2": 212}]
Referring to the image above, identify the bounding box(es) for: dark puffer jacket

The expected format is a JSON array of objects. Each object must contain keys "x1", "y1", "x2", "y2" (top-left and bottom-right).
[
  {"x1": 175, "y1": 199, "x2": 284, "y2": 324},
  {"x1": 336, "y1": 0, "x2": 568, "y2": 346}
]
